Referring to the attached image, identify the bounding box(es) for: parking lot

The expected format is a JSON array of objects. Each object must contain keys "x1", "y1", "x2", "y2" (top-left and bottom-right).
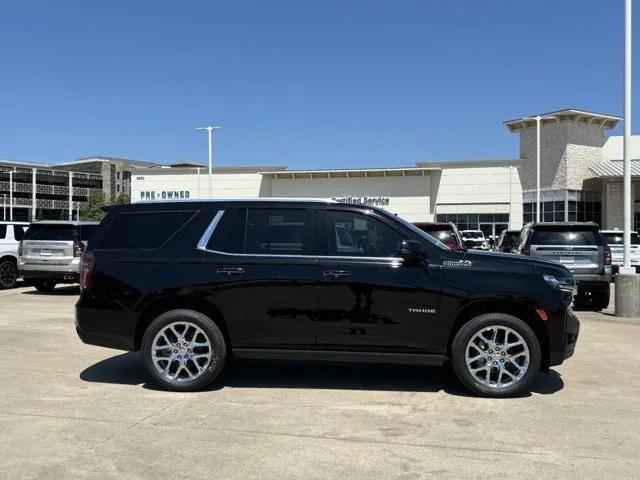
[{"x1": 0, "y1": 284, "x2": 638, "y2": 479}]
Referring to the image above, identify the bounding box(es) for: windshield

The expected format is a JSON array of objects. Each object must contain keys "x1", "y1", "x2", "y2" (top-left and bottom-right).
[
  {"x1": 23, "y1": 224, "x2": 76, "y2": 241},
  {"x1": 463, "y1": 231, "x2": 484, "y2": 239},
  {"x1": 530, "y1": 227, "x2": 603, "y2": 246},
  {"x1": 603, "y1": 232, "x2": 640, "y2": 245}
]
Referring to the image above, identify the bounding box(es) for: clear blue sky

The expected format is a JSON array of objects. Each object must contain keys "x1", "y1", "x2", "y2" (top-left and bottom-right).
[{"x1": 0, "y1": 0, "x2": 637, "y2": 169}]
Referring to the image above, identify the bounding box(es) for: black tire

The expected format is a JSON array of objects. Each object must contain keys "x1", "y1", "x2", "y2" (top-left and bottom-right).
[
  {"x1": 451, "y1": 313, "x2": 541, "y2": 398},
  {"x1": 591, "y1": 287, "x2": 610, "y2": 310},
  {"x1": 33, "y1": 279, "x2": 56, "y2": 292},
  {"x1": 0, "y1": 259, "x2": 18, "y2": 290},
  {"x1": 141, "y1": 309, "x2": 227, "y2": 392}
]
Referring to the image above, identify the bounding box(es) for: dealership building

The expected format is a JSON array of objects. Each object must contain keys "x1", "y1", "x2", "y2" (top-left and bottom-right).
[{"x1": 131, "y1": 108, "x2": 639, "y2": 238}]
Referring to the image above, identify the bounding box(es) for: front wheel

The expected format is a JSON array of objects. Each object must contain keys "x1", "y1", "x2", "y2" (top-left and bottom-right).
[
  {"x1": 451, "y1": 313, "x2": 541, "y2": 397},
  {"x1": 141, "y1": 309, "x2": 227, "y2": 391},
  {"x1": 0, "y1": 259, "x2": 18, "y2": 289}
]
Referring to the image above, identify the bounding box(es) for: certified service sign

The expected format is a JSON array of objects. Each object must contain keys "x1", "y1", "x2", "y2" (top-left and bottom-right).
[{"x1": 332, "y1": 196, "x2": 390, "y2": 206}]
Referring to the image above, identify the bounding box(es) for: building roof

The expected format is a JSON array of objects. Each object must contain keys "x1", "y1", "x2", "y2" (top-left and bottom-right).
[
  {"x1": 504, "y1": 108, "x2": 622, "y2": 132},
  {"x1": 0, "y1": 158, "x2": 52, "y2": 168},
  {"x1": 168, "y1": 160, "x2": 206, "y2": 168},
  {"x1": 416, "y1": 159, "x2": 520, "y2": 168},
  {"x1": 590, "y1": 160, "x2": 640, "y2": 177},
  {"x1": 261, "y1": 166, "x2": 440, "y2": 179},
  {"x1": 133, "y1": 165, "x2": 288, "y2": 175},
  {"x1": 59, "y1": 156, "x2": 157, "y2": 168}
]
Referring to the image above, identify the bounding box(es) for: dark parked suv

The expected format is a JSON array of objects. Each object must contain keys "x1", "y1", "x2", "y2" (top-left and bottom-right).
[{"x1": 76, "y1": 200, "x2": 579, "y2": 397}]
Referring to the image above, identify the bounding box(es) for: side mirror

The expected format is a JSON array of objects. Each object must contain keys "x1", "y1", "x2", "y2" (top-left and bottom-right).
[{"x1": 399, "y1": 239, "x2": 427, "y2": 265}]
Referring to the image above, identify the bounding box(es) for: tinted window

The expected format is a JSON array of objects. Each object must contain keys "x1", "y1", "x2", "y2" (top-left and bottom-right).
[
  {"x1": 98, "y1": 211, "x2": 195, "y2": 249},
  {"x1": 326, "y1": 210, "x2": 405, "y2": 257},
  {"x1": 245, "y1": 209, "x2": 307, "y2": 255},
  {"x1": 530, "y1": 227, "x2": 603, "y2": 246},
  {"x1": 603, "y1": 232, "x2": 640, "y2": 245},
  {"x1": 79, "y1": 225, "x2": 98, "y2": 242},
  {"x1": 13, "y1": 225, "x2": 24, "y2": 241},
  {"x1": 0, "y1": 225, "x2": 6, "y2": 239},
  {"x1": 23, "y1": 224, "x2": 76, "y2": 241},
  {"x1": 421, "y1": 228, "x2": 458, "y2": 248},
  {"x1": 207, "y1": 209, "x2": 246, "y2": 253}
]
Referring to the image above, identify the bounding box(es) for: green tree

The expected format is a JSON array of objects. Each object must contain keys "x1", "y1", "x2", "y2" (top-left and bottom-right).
[
  {"x1": 79, "y1": 190, "x2": 107, "y2": 221},
  {"x1": 115, "y1": 193, "x2": 131, "y2": 205}
]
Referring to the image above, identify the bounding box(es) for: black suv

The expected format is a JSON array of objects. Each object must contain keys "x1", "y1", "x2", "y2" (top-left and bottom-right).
[{"x1": 76, "y1": 200, "x2": 579, "y2": 397}]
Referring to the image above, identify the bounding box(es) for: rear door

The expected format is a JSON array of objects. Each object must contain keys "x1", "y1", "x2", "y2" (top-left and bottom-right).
[
  {"x1": 529, "y1": 226, "x2": 604, "y2": 275},
  {"x1": 201, "y1": 206, "x2": 319, "y2": 348},
  {"x1": 21, "y1": 224, "x2": 76, "y2": 266}
]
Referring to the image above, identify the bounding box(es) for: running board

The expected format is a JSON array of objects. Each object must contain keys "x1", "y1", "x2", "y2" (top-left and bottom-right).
[{"x1": 232, "y1": 348, "x2": 447, "y2": 366}]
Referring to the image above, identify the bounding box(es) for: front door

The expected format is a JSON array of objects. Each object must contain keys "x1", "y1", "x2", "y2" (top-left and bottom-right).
[{"x1": 314, "y1": 208, "x2": 442, "y2": 353}]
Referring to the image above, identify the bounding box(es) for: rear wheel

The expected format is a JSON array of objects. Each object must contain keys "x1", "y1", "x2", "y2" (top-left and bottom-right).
[
  {"x1": 451, "y1": 313, "x2": 541, "y2": 397},
  {"x1": 141, "y1": 309, "x2": 227, "y2": 391},
  {"x1": 0, "y1": 259, "x2": 18, "y2": 289},
  {"x1": 33, "y1": 279, "x2": 56, "y2": 292}
]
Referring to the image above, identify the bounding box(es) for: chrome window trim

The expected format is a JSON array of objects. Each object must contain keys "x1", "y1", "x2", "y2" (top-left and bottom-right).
[
  {"x1": 196, "y1": 208, "x2": 403, "y2": 262},
  {"x1": 196, "y1": 210, "x2": 225, "y2": 251}
]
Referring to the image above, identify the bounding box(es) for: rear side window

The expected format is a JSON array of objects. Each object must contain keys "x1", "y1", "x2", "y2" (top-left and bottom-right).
[
  {"x1": 207, "y1": 209, "x2": 246, "y2": 253},
  {"x1": 245, "y1": 209, "x2": 307, "y2": 255},
  {"x1": 23, "y1": 224, "x2": 76, "y2": 241},
  {"x1": 0, "y1": 225, "x2": 6, "y2": 239},
  {"x1": 530, "y1": 228, "x2": 603, "y2": 246},
  {"x1": 98, "y1": 211, "x2": 195, "y2": 250}
]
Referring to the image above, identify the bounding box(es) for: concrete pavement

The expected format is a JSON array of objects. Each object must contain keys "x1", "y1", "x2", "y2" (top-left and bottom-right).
[{"x1": 0, "y1": 284, "x2": 638, "y2": 479}]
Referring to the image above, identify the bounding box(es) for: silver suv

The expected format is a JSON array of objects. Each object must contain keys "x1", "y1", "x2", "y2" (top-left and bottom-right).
[
  {"x1": 516, "y1": 222, "x2": 611, "y2": 310},
  {"x1": 19, "y1": 221, "x2": 99, "y2": 292},
  {"x1": 0, "y1": 221, "x2": 29, "y2": 289},
  {"x1": 601, "y1": 230, "x2": 640, "y2": 274}
]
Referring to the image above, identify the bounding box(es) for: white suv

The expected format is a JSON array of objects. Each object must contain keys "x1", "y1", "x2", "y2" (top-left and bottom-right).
[
  {"x1": 461, "y1": 230, "x2": 489, "y2": 250},
  {"x1": 0, "y1": 221, "x2": 29, "y2": 289},
  {"x1": 601, "y1": 230, "x2": 640, "y2": 274}
]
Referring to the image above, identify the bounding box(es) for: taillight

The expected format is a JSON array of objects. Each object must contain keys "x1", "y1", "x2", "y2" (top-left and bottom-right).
[
  {"x1": 80, "y1": 251, "x2": 94, "y2": 290},
  {"x1": 604, "y1": 246, "x2": 612, "y2": 266},
  {"x1": 18, "y1": 241, "x2": 23, "y2": 257},
  {"x1": 73, "y1": 240, "x2": 84, "y2": 257}
]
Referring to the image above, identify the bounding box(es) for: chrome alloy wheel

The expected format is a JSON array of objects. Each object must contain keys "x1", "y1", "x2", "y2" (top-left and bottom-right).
[
  {"x1": 151, "y1": 322, "x2": 213, "y2": 382},
  {"x1": 465, "y1": 325, "x2": 530, "y2": 390},
  {"x1": 0, "y1": 261, "x2": 17, "y2": 288}
]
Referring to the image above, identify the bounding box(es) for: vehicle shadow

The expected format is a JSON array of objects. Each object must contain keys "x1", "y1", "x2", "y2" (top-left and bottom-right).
[
  {"x1": 21, "y1": 285, "x2": 80, "y2": 295},
  {"x1": 80, "y1": 352, "x2": 564, "y2": 397}
]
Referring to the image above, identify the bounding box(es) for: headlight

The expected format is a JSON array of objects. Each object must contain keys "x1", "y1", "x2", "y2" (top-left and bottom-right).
[{"x1": 543, "y1": 274, "x2": 575, "y2": 293}]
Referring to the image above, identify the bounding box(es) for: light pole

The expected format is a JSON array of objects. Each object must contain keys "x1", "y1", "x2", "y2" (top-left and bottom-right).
[
  {"x1": 196, "y1": 125, "x2": 222, "y2": 198},
  {"x1": 523, "y1": 115, "x2": 557, "y2": 222},
  {"x1": 616, "y1": 0, "x2": 640, "y2": 317}
]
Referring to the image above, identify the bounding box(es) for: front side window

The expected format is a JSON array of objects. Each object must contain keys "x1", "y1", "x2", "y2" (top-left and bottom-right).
[
  {"x1": 326, "y1": 210, "x2": 405, "y2": 257},
  {"x1": 245, "y1": 209, "x2": 307, "y2": 255}
]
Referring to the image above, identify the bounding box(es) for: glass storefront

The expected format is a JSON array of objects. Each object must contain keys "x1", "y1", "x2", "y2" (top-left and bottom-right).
[
  {"x1": 523, "y1": 190, "x2": 601, "y2": 225},
  {"x1": 435, "y1": 213, "x2": 510, "y2": 238}
]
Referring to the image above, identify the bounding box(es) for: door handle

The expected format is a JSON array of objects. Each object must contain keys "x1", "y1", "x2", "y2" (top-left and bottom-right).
[
  {"x1": 217, "y1": 267, "x2": 245, "y2": 275},
  {"x1": 322, "y1": 270, "x2": 351, "y2": 278}
]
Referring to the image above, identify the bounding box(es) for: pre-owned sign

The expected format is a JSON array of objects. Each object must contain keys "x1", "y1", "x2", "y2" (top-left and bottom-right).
[{"x1": 140, "y1": 190, "x2": 191, "y2": 200}]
